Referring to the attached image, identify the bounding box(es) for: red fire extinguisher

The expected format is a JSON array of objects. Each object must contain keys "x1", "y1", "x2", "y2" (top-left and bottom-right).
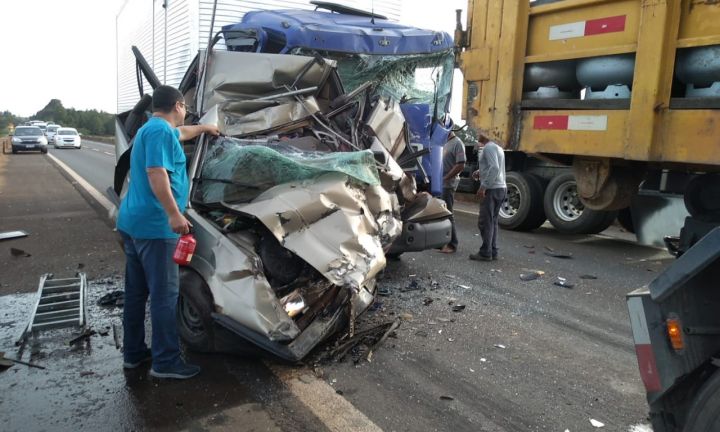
[{"x1": 173, "y1": 232, "x2": 196, "y2": 265}]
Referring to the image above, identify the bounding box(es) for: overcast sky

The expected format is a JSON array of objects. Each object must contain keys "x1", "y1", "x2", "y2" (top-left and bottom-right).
[{"x1": 0, "y1": 0, "x2": 467, "y2": 118}]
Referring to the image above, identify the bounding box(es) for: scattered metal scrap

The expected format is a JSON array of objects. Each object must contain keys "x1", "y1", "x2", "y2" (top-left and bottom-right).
[
  {"x1": 68, "y1": 328, "x2": 97, "y2": 346},
  {"x1": 0, "y1": 230, "x2": 28, "y2": 241},
  {"x1": 520, "y1": 270, "x2": 545, "y2": 281},
  {"x1": 554, "y1": 277, "x2": 575, "y2": 289},
  {"x1": 0, "y1": 352, "x2": 45, "y2": 370},
  {"x1": 97, "y1": 290, "x2": 124, "y2": 307},
  {"x1": 324, "y1": 319, "x2": 401, "y2": 363},
  {"x1": 112, "y1": 323, "x2": 121, "y2": 349}
]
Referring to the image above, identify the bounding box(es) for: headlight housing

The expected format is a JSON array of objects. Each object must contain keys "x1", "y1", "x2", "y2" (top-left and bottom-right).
[{"x1": 12, "y1": 137, "x2": 21, "y2": 143}]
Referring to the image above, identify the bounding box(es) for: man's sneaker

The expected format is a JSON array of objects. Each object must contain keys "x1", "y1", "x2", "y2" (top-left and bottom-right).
[
  {"x1": 469, "y1": 253, "x2": 493, "y2": 262},
  {"x1": 123, "y1": 349, "x2": 152, "y2": 369},
  {"x1": 150, "y1": 362, "x2": 201, "y2": 380}
]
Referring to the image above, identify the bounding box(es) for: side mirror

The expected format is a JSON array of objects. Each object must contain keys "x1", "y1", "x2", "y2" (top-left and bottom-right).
[{"x1": 78, "y1": 133, "x2": 83, "y2": 136}]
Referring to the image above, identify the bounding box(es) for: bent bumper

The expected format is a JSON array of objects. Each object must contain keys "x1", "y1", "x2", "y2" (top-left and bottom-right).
[
  {"x1": 389, "y1": 217, "x2": 452, "y2": 253},
  {"x1": 212, "y1": 295, "x2": 349, "y2": 362}
]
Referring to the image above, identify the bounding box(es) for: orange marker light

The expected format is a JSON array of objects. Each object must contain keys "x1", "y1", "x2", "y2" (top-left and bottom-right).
[{"x1": 667, "y1": 318, "x2": 684, "y2": 351}]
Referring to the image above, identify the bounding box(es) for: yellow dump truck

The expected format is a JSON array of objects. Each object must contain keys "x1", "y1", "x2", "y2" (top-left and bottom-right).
[{"x1": 455, "y1": 0, "x2": 720, "y2": 237}]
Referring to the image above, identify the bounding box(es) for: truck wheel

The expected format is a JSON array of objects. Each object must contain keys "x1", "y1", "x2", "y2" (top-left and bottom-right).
[
  {"x1": 684, "y1": 369, "x2": 720, "y2": 432},
  {"x1": 177, "y1": 269, "x2": 216, "y2": 353},
  {"x1": 617, "y1": 207, "x2": 635, "y2": 233},
  {"x1": 544, "y1": 173, "x2": 617, "y2": 234},
  {"x1": 498, "y1": 172, "x2": 546, "y2": 231},
  {"x1": 685, "y1": 174, "x2": 720, "y2": 222}
]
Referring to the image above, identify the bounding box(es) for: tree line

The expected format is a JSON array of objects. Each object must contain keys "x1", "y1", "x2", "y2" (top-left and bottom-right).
[{"x1": 1, "y1": 99, "x2": 114, "y2": 136}]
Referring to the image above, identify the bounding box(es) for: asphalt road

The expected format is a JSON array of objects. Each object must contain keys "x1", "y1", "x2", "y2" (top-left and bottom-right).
[
  {"x1": 1, "y1": 144, "x2": 666, "y2": 431},
  {"x1": 48, "y1": 139, "x2": 116, "y2": 198}
]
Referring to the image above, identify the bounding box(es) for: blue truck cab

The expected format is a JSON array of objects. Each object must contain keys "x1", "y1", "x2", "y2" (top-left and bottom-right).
[{"x1": 221, "y1": 1, "x2": 456, "y2": 195}]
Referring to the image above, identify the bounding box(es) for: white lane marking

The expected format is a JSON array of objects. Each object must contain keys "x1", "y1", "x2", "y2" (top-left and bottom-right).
[
  {"x1": 47, "y1": 153, "x2": 114, "y2": 213},
  {"x1": 91, "y1": 148, "x2": 100, "y2": 152},
  {"x1": 103, "y1": 151, "x2": 114, "y2": 156},
  {"x1": 269, "y1": 364, "x2": 382, "y2": 432}
]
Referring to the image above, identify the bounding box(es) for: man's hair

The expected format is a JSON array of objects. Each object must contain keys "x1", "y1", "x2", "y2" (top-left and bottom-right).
[{"x1": 152, "y1": 85, "x2": 184, "y2": 113}]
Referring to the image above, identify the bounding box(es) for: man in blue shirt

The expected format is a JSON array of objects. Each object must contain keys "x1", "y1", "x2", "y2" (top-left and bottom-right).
[{"x1": 117, "y1": 85, "x2": 218, "y2": 379}]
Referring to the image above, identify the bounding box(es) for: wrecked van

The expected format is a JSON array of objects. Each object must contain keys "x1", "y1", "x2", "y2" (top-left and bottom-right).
[{"x1": 111, "y1": 29, "x2": 451, "y2": 360}]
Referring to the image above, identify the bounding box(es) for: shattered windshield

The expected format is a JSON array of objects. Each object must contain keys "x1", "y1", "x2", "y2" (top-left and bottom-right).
[
  {"x1": 291, "y1": 48, "x2": 455, "y2": 120},
  {"x1": 194, "y1": 136, "x2": 381, "y2": 204}
]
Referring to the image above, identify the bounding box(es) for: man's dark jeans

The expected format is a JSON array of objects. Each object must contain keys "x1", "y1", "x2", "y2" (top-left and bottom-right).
[
  {"x1": 442, "y1": 187, "x2": 458, "y2": 249},
  {"x1": 477, "y1": 188, "x2": 507, "y2": 258},
  {"x1": 120, "y1": 231, "x2": 182, "y2": 369}
]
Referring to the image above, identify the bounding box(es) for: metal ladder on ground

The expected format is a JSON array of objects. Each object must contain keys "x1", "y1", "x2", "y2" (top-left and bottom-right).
[{"x1": 17, "y1": 273, "x2": 87, "y2": 344}]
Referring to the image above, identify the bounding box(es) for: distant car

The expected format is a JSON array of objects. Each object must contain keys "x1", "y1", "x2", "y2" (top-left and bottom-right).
[
  {"x1": 11, "y1": 126, "x2": 48, "y2": 154},
  {"x1": 46, "y1": 124, "x2": 61, "y2": 142},
  {"x1": 53, "y1": 128, "x2": 82, "y2": 149}
]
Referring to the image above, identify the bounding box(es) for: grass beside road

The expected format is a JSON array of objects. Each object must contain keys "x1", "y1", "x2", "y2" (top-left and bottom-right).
[{"x1": 84, "y1": 135, "x2": 114, "y2": 145}]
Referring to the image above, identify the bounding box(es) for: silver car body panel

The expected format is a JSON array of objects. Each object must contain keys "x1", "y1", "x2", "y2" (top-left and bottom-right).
[{"x1": 223, "y1": 172, "x2": 390, "y2": 292}]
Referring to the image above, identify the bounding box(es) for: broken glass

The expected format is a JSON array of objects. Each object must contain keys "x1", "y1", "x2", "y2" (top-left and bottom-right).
[
  {"x1": 291, "y1": 48, "x2": 455, "y2": 120},
  {"x1": 196, "y1": 136, "x2": 381, "y2": 204}
]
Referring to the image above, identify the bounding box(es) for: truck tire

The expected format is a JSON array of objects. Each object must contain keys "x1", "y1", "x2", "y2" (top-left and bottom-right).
[
  {"x1": 177, "y1": 269, "x2": 216, "y2": 353},
  {"x1": 544, "y1": 173, "x2": 617, "y2": 234},
  {"x1": 617, "y1": 207, "x2": 635, "y2": 233},
  {"x1": 499, "y1": 172, "x2": 546, "y2": 231},
  {"x1": 684, "y1": 369, "x2": 720, "y2": 432},
  {"x1": 685, "y1": 174, "x2": 720, "y2": 222}
]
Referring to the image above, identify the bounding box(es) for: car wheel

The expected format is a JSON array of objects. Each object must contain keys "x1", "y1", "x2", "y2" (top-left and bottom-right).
[
  {"x1": 543, "y1": 173, "x2": 617, "y2": 234},
  {"x1": 498, "y1": 172, "x2": 546, "y2": 231},
  {"x1": 41, "y1": 149, "x2": 47, "y2": 154},
  {"x1": 177, "y1": 269, "x2": 216, "y2": 353}
]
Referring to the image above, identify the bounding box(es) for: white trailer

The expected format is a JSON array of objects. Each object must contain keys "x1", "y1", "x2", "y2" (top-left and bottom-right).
[{"x1": 115, "y1": 0, "x2": 402, "y2": 113}]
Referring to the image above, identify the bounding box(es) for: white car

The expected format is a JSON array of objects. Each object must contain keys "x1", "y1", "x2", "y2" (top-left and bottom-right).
[
  {"x1": 46, "y1": 124, "x2": 61, "y2": 143},
  {"x1": 53, "y1": 128, "x2": 82, "y2": 149}
]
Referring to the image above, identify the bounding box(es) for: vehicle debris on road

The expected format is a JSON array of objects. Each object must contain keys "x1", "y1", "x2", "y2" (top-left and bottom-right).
[
  {"x1": 68, "y1": 328, "x2": 97, "y2": 346},
  {"x1": 520, "y1": 270, "x2": 544, "y2": 281},
  {"x1": 10, "y1": 247, "x2": 31, "y2": 258},
  {"x1": 553, "y1": 277, "x2": 575, "y2": 289},
  {"x1": 322, "y1": 319, "x2": 401, "y2": 364},
  {"x1": 0, "y1": 230, "x2": 28, "y2": 241},
  {"x1": 0, "y1": 352, "x2": 45, "y2": 370},
  {"x1": 97, "y1": 290, "x2": 124, "y2": 306},
  {"x1": 590, "y1": 418, "x2": 605, "y2": 428},
  {"x1": 544, "y1": 246, "x2": 573, "y2": 259}
]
